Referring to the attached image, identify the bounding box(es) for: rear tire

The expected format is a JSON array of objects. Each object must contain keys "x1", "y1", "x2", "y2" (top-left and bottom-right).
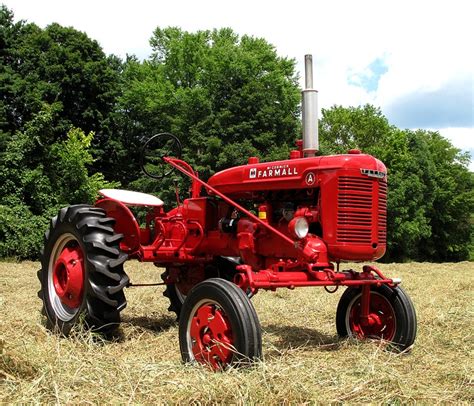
[
  {"x1": 336, "y1": 284, "x2": 417, "y2": 352},
  {"x1": 179, "y1": 278, "x2": 262, "y2": 370},
  {"x1": 38, "y1": 205, "x2": 129, "y2": 336},
  {"x1": 161, "y1": 270, "x2": 187, "y2": 319}
]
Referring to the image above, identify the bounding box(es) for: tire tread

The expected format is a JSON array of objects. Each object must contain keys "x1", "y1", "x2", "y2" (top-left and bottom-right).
[{"x1": 38, "y1": 204, "x2": 128, "y2": 336}]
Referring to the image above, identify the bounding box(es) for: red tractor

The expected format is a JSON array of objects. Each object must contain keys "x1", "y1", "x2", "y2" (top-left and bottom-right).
[{"x1": 38, "y1": 55, "x2": 416, "y2": 369}]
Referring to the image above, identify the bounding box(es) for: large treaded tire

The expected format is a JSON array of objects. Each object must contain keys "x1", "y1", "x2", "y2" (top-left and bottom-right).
[
  {"x1": 38, "y1": 205, "x2": 129, "y2": 335},
  {"x1": 336, "y1": 284, "x2": 417, "y2": 352},
  {"x1": 179, "y1": 278, "x2": 262, "y2": 370}
]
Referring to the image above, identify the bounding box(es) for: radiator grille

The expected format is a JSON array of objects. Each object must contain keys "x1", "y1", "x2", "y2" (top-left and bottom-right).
[
  {"x1": 337, "y1": 177, "x2": 373, "y2": 244},
  {"x1": 378, "y1": 180, "x2": 387, "y2": 243}
]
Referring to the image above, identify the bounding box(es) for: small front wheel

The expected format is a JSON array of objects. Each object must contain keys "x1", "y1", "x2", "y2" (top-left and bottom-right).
[
  {"x1": 336, "y1": 284, "x2": 417, "y2": 352},
  {"x1": 179, "y1": 278, "x2": 262, "y2": 370}
]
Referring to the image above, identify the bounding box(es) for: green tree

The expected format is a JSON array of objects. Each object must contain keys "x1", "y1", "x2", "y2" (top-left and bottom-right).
[
  {"x1": 112, "y1": 27, "x2": 300, "y2": 198},
  {"x1": 416, "y1": 131, "x2": 473, "y2": 261},
  {"x1": 0, "y1": 7, "x2": 120, "y2": 259},
  {"x1": 319, "y1": 105, "x2": 473, "y2": 261},
  {"x1": 319, "y1": 104, "x2": 393, "y2": 157},
  {"x1": 0, "y1": 5, "x2": 121, "y2": 145},
  {"x1": 0, "y1": 106, "x2": 116, "y2": 259}
]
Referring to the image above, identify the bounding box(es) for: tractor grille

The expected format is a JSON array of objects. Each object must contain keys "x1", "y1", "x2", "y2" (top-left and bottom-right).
[
  {"x1": 337, "y1": 176, "x2": 374, "y2": 244},
  {"x1": 378, "y1": 179, "x2": 387, "y2": 243}
]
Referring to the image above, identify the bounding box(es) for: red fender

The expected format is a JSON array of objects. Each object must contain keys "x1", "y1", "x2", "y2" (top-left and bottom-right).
[{"x1": 95, "y1": 198, "x2": 141, "y2": 255}]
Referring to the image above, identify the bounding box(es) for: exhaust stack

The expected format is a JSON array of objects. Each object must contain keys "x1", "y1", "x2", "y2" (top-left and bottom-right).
[{"x1": 302, "y1": 54, "x2": 319, "y2": 156}]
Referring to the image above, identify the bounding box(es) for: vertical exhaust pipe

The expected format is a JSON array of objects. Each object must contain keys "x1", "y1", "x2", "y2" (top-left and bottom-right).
[{"x1": 302, "y1": 55, "x2": 319, "y2": 156}]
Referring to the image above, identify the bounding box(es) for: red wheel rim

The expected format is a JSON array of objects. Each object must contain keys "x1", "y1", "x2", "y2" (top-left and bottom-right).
[
  {"x1": 189, "y1": 303, "x2": 234, "y2": 370},
  {"x1": 53, "y1": 244, "x2": 85, "y2": 309},
  {"x1": 348, "y1": 292, "x2": 396, "y2": 341}
]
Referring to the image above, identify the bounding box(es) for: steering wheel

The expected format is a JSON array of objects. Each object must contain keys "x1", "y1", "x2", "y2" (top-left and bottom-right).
[{"x1": 140, "y1": 133, "x2": 182, "y2": 179}]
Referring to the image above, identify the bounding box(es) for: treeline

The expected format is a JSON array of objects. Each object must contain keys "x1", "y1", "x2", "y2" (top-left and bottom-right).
[{"x1": 0, "y1": 6, "x2": 472, "y2": 261}]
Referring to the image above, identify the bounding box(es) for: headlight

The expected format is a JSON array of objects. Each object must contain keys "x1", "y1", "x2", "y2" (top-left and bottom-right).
[{"x1": 288, "y1": 216, "x2": 309, "y2": 239}]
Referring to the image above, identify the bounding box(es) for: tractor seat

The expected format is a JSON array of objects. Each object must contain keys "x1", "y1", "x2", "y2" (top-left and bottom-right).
[{"x1": 99, "y1": 189, "x2": 164, "y2": 207}]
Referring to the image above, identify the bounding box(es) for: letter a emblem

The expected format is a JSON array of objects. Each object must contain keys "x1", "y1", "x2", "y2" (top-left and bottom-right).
[{"x1": 305, "y1": 172, "x2": 316, "y2": 185}]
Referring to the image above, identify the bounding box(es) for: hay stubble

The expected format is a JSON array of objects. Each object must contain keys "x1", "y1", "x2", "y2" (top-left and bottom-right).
[{"x1": 1, "y1": 261, "x2": 472, "y2": 403}]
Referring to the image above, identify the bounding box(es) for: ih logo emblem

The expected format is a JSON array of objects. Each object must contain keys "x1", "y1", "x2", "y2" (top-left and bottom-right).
[
  {"x1": 305, "y1": 172, "x2": 316, "y2": 185},
  {"x1": 249, "y1": 168, "x2": 257, "y2": 178}
]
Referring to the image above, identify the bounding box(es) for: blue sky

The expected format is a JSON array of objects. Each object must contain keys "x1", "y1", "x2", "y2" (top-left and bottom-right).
[
  {"x1": 4, "y1": 0, "x2": 473, "y2": 169},
  {"x1": 386, "y1": 75, "x2": 473, "y2": 128},
  {"x1": 348, "y1": 58, "x2": 389, "y2": 93}
]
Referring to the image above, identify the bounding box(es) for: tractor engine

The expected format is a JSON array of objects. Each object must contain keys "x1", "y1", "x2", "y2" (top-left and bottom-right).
[
  {"x1": 92, "y1": 54, "x2": 388, "y2": 275},
  {"x1": 206, "y1": 150, "x2": 387, "y2": 265},
  {"x1": 202, "y1": 54, "x2": 387, "y2": 268}
]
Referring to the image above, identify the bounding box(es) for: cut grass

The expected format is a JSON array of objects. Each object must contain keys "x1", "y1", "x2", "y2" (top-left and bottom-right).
[{"x1": 1, "y1": 261, "x2": 473, "y2": 403}]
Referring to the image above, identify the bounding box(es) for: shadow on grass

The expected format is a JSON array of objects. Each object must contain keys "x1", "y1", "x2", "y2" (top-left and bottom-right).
[
  {"x1": 121, "y1": 314, "x2": 177, "y2": 333},
  {"x1": 63, "y1": 314, "x2": 178, "y2": 343},
  {"x1": 263, "y1": 323, "x2": 342, "y2": 354}
]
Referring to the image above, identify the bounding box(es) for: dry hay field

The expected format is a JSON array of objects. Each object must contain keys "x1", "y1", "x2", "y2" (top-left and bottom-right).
[{"x1": 0, "y1": 261, "x2": 472, "y2": 404}]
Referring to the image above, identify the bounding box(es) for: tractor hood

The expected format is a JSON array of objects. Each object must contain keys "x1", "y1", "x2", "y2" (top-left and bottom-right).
[{"x1": 207, "y1": 153, "x2": 387, "y2": 198}]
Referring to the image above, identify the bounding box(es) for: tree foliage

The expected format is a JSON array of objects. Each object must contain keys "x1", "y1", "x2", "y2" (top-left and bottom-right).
[
  {"x1": 0, "y1": 109, "x2": 116, "y2": 258},
  {"x1": 109, "y1": 27, "x2": 300, "y2": 190},
  {"x1": 320, "y1": 105, "x2": 473, "y2": 261},
  {"x1": 0, "y1": 6, "x2": 118, "y2": 258},
  {"x1": 0, "y1": 5, "x2": 121, "y2": 154}
]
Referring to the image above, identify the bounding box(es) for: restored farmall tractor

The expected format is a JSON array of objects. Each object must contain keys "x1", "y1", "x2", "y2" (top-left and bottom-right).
[{"x1": 38, "y1": 55, "x2": 417, "y2": 369}]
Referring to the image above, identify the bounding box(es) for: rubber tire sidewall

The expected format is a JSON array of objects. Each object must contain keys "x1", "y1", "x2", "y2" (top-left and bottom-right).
[
  {"x1": 41, "y1": 215, "x2": 92, "y2": 334},
  {"x1": 162, "y1": 257, "x2": 244, "y2": 321},
  {"x1": 179, "y1": 278, "x2": 262, "y2": 368},
  {"x1": 40, "y1": 206, "x2": 128, "y2": 336},
  {"x1": 336, "y1": 284, "x2": 417, "y2": 352}
]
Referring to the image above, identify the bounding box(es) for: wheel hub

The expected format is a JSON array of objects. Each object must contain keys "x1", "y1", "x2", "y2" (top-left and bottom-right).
[
  {"x1": 350, "y1": 293, "x2": 396, "y2": 340},
  {"x1": 190, "y1": 304, "x2": 233, "y2": 369},
  {"x1": 53, "y1": 245, "x2": 85, "y2": 308}
]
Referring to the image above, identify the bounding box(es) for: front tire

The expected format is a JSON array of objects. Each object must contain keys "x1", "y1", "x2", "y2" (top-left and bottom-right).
[
  {"x1": 336, "y1": 284, "x2": 417, "y2": 352},
  {"x1": 162, "y1": 257, "x2": 242, "y2": 320},
  {"x1": 38, "y1": 205, "x2": 129, "y2": 335},
  {"x1": 179, "y1": 278, "x2": 262, "y2": 370}
]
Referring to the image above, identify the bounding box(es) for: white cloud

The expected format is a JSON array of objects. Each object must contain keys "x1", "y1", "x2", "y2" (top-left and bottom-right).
[
  {"x1": 438, "y1": 128, "x2": 474, "y2": 150},
  {"x1": 436, "y1": 128, "x2": 474, "y2": 173}
]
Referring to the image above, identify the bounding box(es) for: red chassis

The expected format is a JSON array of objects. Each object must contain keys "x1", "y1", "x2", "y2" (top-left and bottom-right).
[{"x1": 95, "y1": 149, "x2": 394, "y2": 315}]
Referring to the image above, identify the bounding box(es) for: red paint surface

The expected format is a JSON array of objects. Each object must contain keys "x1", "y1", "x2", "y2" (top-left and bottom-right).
[
  {"x1": 95, "y1": 152, "x2": 392, "y2": 291},
  {"x1": 190, "y1": 304, "x2": 234, "y2": 370},
  {"x1": 53, "y1": 245, "x2": 84, "y2": 308},
  {"x1": 348, "y1": 292, "x2": 396, "y2": 340}
]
